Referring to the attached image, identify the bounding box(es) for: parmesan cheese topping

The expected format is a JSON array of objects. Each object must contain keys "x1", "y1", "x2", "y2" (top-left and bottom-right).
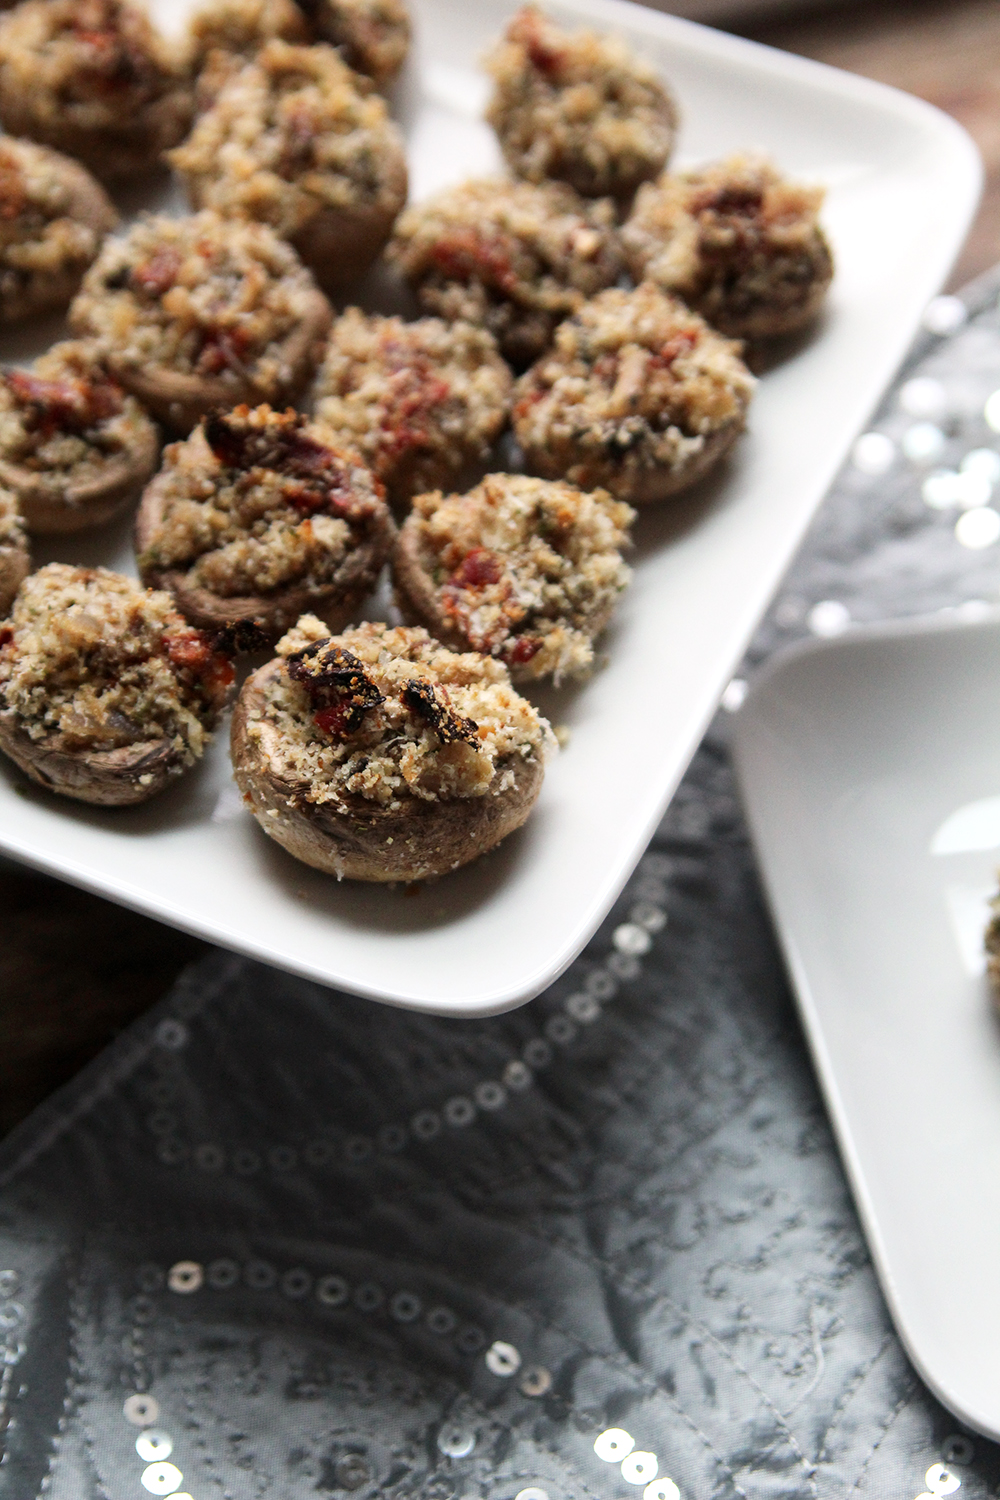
[{"x1": 251, "y1": 617, "x2": 554, "y2": 806}]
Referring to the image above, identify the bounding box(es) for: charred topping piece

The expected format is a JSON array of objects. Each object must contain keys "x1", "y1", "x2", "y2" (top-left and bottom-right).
[
  {"x1": 212, "y1": 618, "x2": 270, "y2": 656},
  {"x1": 4, "y1": 367, "x2": 122, "y2": 436},
  {"x1": 286, "y1": 638, "x2": 384, "y2": 736},
  {"x1": 203, "y1": 406, "x2": 376, "y2": 520},
  {"x1": 402, "y1": 678, "x2": 478, "y2": 746}
]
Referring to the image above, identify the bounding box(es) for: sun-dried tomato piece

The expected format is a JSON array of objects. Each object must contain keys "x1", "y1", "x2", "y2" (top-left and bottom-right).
[
  {"x1": 164, "y1": 627, "x2": 235, "y2": 700},
  {"x1": 6, "y1": 369, "x2": 122, "y2": 436},
  {"x1": 287, "y1": 640, "x2": 384, "y2": 737},
  {"x1": 503, "y1": 635, "x2": 541, "y2": 666},
  {"x1": 130, "y1": 248, "x2": 181, "y2": 299},
  {"x1": 402, "y1": 678, "x2": 478, "y2": 745},
  {"x1": 196, "y1": 326, "x2": 252, "y2": 377},
  {"x1": 430, "y1": 230, "x2": 518, "y2": 295},
  {"x1": 449, "y1": 548, "x2": 504, "y2": 590},
  {"x1": 378, "y1": 361, "x2": 451, "y2": 458},
  {"x1": 0, "y1": 151, "x2": 26, "y2": 222},
  {"x1": 0, "y1": 625, "x2": 13, "y2": 649},
  {"x1": 204, "y1": 410, "x2": 377, "y2": 523},
  {"x1": 509, "y1": 7, "x2": 566, "y2": 78}
]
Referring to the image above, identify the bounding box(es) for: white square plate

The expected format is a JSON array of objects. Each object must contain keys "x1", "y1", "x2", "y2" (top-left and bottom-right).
[
  {"x1": 0, "y1": 0, "x2": 981, "y2": 1015},
  {"x1": 732, "y1": 613, "x2": 1000, "y2": 1440}
]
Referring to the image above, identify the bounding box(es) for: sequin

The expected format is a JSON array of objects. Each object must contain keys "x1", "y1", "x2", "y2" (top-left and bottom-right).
[
  {"x1": 622, "y1": 1451, "x2": 658, "y2": 1485},
  {"x1": 852, "y1": 431, "x2": 895, "y2": 475},
  {"x1": 566, "y1": 993, "x2": 601, "y2": 1023},
  {"x1": 141, "y1": 1461, "x2": 183, "y2": 1495},
  {"x1": 167, "y1": 1262, "x2": 203, "y2": 1295},
  {"x1": 925, "y1": 1464, "x2": 961, "y2": 1495},
  {"x1": 630, "y1": 901, "x2": 667, "y2": 933},
  {"x1": 900, "y1": 377, "x2": 947, "y2": 419},
  {"x1": 207, "y1": 1259, "x2": 240, "y2": 1290},
  {"x1": 335, "y1": 1454, "x2": 371, "y2": 1490},
  {"x1": 613, "y1": 923, "x2": 653, "y2": 956},
  {"x1": 923, "y1": 295, "x2": 967, "y2": 335},
  {"x1": 282, "y1": 1268, "x2": 313, "y2": 1299},
  {"x1": 523, "y1": 1039, "x2": 553, "y2": 1069},
  {"x1": 807, "y1": 600, "x2": 850, "y2": 638},
  {"x1": 595, "y1": 1429, "x2": 635, "y2": 1462},
  {"x1": 585, "y1": 970, "x2": 617, "y2": 999},
  {"x1": 515, "y1": 1489, "x2": 549, "y2": 1500},
  {"x1": 412, "y1": 1110, "x2": 442, "y2": 1140},
  {"x1": 0, "y1": 1303, "x2": 23, "y2": 1328},
  {"x1": 2, "y1": 1341, "x2": 24, "y2": 1365},
  {"x1": 317, "y1": 1275, "x2": 350, "y2": 1307},
  {"x1": 154, "y1": 1020, "x2": 187, "y2": 1051},
  {"x1": 390, "y1": 1291, "x2": 422, "y2": 1322},
  {"x1": 720, "y1": 678, "x2": 748, "y2": 713},
  {"x1": 427, "y1": 1306, "x2": 457, "y2": 1335},
  {"x1": 644, "y1": 1481, "x2": 680, "y2": 1500},
  {"x1": 354, "y1": 1281, "x2": 384, "y2": 1312},
  {"x1": 437, "y1": 1424, "x2": 476, "y2": 1457},
  {"x1": 194, "y1": 1144, "x2": 225, "y2": 1172},
  {"x1": 378, "y1": 1124, "x2": 409, "y2": 1152},
  {"x1": 503, "y1": 1060, "x2": 532, "y2": 1091},
  {"x1": 344, "y1": 1136, "x2": 374, "y2": 1163},
  {"x1": 445, "y1": 1096, "x2": 476, "y2": 1128},
  {"x1": 485, "y1": 1339, "x2": 521, "y2": 1376},
  {"x1": 456, "y1": 1324, "x2": 486, "y2": 1354},
  {"x1": 519, "y1": 1365, "x2": 552, "y2": 1397},
  {"x1": 268, "y1": 1146, "x2": 298, "y2": 1172},
  {"x1": 130, "y1": 1296, "x2": 156, "y2": 1323},
  {"x1": 475, "y1": 1080, "x2": 507, "y2": 1111},
  {"x1": 941, "y1": 1437, "x2": 974, "y2": 1467},
  {"x1": 135, "y1": 1431, "x2": 173, "y2": 1462},
  {"x1": 544, "y1": 1014, "x2": 576, "y2": 1045},
  {"x1": 608, "y1": 952, "x2": 641, "y2": 980},
  {"x1": 955, "y1": 507, "x2": 1000, "y2": 548},
  {"x1": 123, "y1": 1394, "x2": 159, "y2": 1426},
  {"x1": 244, "y1": 1260, "x2": 277, "y2": 1290},
  {"x1": 902, "y1": 422, "x2": 945, "y2": 462},
  {"x1": 232, "y1": 1148, "x2": 261, "y2": 1174},
  {"x1": 0, "y1": 1271, "x2": 19, "y2": 1298}
]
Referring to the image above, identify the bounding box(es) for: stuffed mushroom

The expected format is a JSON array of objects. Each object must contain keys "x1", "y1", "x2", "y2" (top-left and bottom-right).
[
  {"x1": 0, "y1": 0, "x2": 192, "y2": 183},
  {"x1": 0, "y1": 137, "x2": 117, "y2": 324},
  {"x1": 393, "y1": 473, "x2": 633, "y2": 683},
  {"x1": 0, "y1": 340, "x2": 159, "y2": 533},
  {"x1": 232, "y1": 615, "x2": 554, "y2": 881},
  {"x1": 313, "y1": 310, "x2": 513, "y2": 508},
  {"x1": 512, "y1": 282, "x2": 755, "y2": 504},
  {"x1": 0, "y1": 489, "x2": 29, "y2": 617},
  {"x1": 622, "y1": 154, "x2": 834, "y2": 340},
  {"x1": 186, "y1": 0, "x2": 310, "y2": 109},
  {"x1": 136, "y1": 403, "x2": 395, "y2": 641},
  {"x1": 0, "y1": 563, "x2": 234, "y2": 804},
  {"x1": 169, "y1": 42, "x2": 407, "y2": 296},
  {"x1": 297, "y1": 0, "x2": 410, "y2": 88},
  {"x1": 70, "y1": 210, "x2": 332, "y2": 434}
]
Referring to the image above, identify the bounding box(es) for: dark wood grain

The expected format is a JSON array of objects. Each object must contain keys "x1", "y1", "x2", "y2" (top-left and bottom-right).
[{"x1": 1, "y1": 0, "x2": 995, "y2": 1135}]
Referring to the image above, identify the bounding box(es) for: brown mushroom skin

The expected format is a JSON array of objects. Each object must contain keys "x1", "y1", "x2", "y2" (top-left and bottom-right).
[
  {"x1": 0, "y1": 713, "x2": 191, "y2": 805},
  {"x1": 135, "y1": 460, "x2": 397, "y2": 643},
  {"x1": 3, "y1": 421, "x2": 159, "y2": 535},
  {"x1": 231, "y1": 656, "x2": 544, "y2": 882},
  {"x1": 289, "y1": 163, "x2": 408, "y2": 298}
]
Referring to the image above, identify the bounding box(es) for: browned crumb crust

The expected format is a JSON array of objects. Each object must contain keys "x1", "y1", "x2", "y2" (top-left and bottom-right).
[
  {"x1": 0, "y1": 340, "x2": 159, "y2": 534},
  {"x1": 0, "y1": 488, "x2": 29, "y2": 616},
  {"x1": 136, "y1": 403, "x2": 395, "y2": 640},
  {"x1": 512, "y1": 282, "x2": 755, "y2": 504},
  {"x1": 0, "y1": 563, "x2": 232, "y2": 804},
  {"x1": 186, "y1": 0, "x2": 310, "y2": 109},
  {"x1": 485, "y1": 5, "x2": 676, "y2": 201},
  {"x1": 297, "y1": 0, "x2": 410, "y2": 87},
  {"x1": 0, "y1": 0, "x2": 193, "y2": 183},
  {"x1": 231, "y1": 616, "x2": 553, "y2": 880},
  {"x1": 313, "y1": 310, "x2": 513, "y2": 507},
  {"x1": 0, "y1": 137, "x2": 117, "y2": 324},
  {"x1": 70, "y1": 210, "x2": 332, "y2": 434},
  {"x1": 393, "y1": 473, "x2": 633, "y2": 683},
  {"x1": 170, "y1": 42, "x2": 407, "y2": 296},
  {"x1": 622, "y1": 154, "x2": 834, "y2": 340},
  {"x1": 387, "y1": 177, "x2": 624, "y2": 369}
]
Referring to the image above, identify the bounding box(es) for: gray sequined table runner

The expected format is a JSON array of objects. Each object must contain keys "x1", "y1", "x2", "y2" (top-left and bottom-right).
[{"x1": 4, "y1": 273, "x2": 1000, "y2": 1500}]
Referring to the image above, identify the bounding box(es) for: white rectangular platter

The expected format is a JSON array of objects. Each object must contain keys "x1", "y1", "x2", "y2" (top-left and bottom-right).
[
  {"x1": 0, "y1": 0, "x2": 982, "y2": 1015},
  {"x1": 732, "y1": 613, "x2": 1000, "y2": 1440}
]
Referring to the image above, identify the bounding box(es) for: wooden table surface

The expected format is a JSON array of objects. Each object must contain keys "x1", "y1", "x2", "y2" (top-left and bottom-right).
[{"x1": 3, "y1": 0, "x2": 997, "y2": 1137}]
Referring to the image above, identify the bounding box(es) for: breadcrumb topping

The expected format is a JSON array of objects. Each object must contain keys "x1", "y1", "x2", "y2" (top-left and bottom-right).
[
  {"x1": 71, "y1": 210, "x2": 325, "y2": 393},
  {"x1": 302, "y1": 0, "x2": 411, "y2": 87},
  {"x1": 0, "y1": 0, "x2": 192, "y2": 178},
  {"x1": 0, "y1": 138, "x2": 115, "y2": 321},
  {"x1": 485, "y1": 5, "x2": 676, "y2": 199},
  {"x1": 186, "y1": 0, "x2": 310, "y2": 108},
  {"x1": 170, "y1": 41, "x2": 407, "y2": 242},
  {"x1": 0, "y1": 488, "x2": 25, "y2": 552},
  {"x1": 401, "y1": 473, "x2": 633, "y2": 682},
  {"x1": 139, "y1": 403, "x2": 388, "y2": 599},
  {"x1": 0, "y1": 340, "x2": 154, "y2": 491},
  {"x1": 513, "y1": 282, "x2": 755, "y2": 501},
  {"x1": 0, "y1": 563, "x2": 229, "y2": 757},
  {"x1": 622, "y1": 154, "x2": 833, "y2": 339},
  {"x1": 387, "y1": 176, "x2": 624, "y2": 367},
  {"x1": 251, "y1": 616, "x2": 554, "y2": 806},
  {"x1": 314, "y1": 310, "x2": 512, "y2": 504}
]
